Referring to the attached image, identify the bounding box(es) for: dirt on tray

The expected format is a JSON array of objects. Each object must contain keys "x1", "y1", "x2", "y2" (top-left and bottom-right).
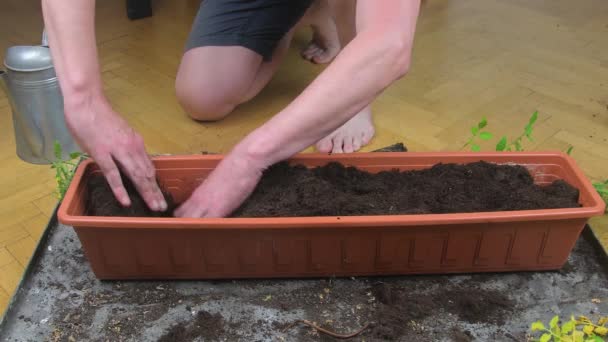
[
  {"x1": 369, "y1": 282, "x2": 513, "y2": 340},
  {"x1": 157, "y1": 310, "x2": 225, "y2": 342},
  {"x1": 87, "y1": 161, "x2": 580, "y2": 217},
  {"x1": 6, "y1": 223, "x2": 607, "y2": 342}
]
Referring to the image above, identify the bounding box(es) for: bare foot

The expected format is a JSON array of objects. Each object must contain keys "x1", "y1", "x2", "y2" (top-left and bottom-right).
[
  {"x1": 315, "y1": 107, "x2": 375, "y2": 153},
  {"x1": 300, "y1": 1, "x2": 341, "y2": 64}
]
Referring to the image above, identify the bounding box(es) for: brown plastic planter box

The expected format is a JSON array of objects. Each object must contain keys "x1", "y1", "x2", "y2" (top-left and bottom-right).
[{"x1": 58, "y1": 152, "x2": 605, "y2": 280}]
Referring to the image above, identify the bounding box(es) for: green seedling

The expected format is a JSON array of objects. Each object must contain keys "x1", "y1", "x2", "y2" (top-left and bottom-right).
[
  {"x1": 496, "y1": 111, "x2": 538, "y2": 152},
  {"x1": 529, "y1": 315, "x2": 607, "y2": 342},
  {"x1": 51, "y1": 141, "x2": 86, "y2": 200},
  {"x1": 593, "y1": 180, "x2": 608, "y2": 213},
  {"x1": 463, "y1": 111, "x2": 538, "y2": 152},
  {"x1": 567, "y1": 146, "x2": 574, "y2": 155},
  {"x1": 463, "y1": 117, "x2": 493, "y2": 152}
]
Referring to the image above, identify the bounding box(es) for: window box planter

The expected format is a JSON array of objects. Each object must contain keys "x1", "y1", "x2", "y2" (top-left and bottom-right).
[{"x1": 58, "y1": 152, "x2": 605, "y2": 279}]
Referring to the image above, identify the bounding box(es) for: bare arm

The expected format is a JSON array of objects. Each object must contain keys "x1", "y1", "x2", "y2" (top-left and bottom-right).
[
  {"x1": 41, "y1": 1, "x2": 102, "y2": 106},
  {"x1": 241, "y1": 0, "x2": 419, "y2": 164},
  {"x1": 176, "y1": 0, "x2": 420, "y2": 217},
  {"x1": 42, "y1": 0, "x2": 166, "y2": 211}
]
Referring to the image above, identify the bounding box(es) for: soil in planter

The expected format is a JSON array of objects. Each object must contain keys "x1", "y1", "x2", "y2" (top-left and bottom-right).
[
  {"x1": 233, "y1": 160, "x2": 580, "y2": 217},
  {"x1": 87, "y1": 172, "x2": 176, "y2": 217},
  {"x1": 86, "y1": 161, "x2": 580, "y2": 217}
]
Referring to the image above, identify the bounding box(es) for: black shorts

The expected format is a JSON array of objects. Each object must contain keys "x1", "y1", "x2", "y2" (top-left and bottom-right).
[{"x1": 185, "y1": 0, "x2": 313, "y2": 61}]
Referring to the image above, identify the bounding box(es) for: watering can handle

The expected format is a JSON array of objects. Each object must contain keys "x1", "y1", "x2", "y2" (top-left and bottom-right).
[{"x1": 42, "y1": 29, "x2": 48, "y2": 47}]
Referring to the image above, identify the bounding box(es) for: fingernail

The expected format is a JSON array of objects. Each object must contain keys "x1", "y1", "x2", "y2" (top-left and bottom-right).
[
  {"x1": 152, "y1": 200, "x2": 160, "y2": 211},
  {"x1": 160, "y1": 199, "x2": 167, "y2": 211}
]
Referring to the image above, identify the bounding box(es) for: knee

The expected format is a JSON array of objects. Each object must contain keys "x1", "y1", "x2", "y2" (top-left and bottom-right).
[{"x1": 175, "y1": 80, "x2": 237, "y2": 122}]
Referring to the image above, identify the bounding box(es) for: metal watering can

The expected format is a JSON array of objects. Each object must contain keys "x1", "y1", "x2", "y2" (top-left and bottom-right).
[{"x1": 0, "y1": 31, "x2": 79, "y2": 164}]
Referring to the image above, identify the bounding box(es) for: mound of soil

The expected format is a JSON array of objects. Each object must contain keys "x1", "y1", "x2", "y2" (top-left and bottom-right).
[
  {"x1": 86, "y1": 161, "x2": 580, "y2": 217},
  {"x1": 234, "y1": 161, "x2": 580, "y2": 217}
]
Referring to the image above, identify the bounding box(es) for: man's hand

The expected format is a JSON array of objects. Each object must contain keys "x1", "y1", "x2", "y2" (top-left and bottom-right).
[
  {"x1": 65, "y1": 95, "x2": 167, "y2": 211},
  {"x1": 174, "y1": 148, "x2": 265, "y2": 218},
  {"x1": 174, "y1": 0, "x2": 420, "y2": 218}
]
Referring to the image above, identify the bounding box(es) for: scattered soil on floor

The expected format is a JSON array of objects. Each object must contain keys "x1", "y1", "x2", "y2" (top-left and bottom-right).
[
  {"x1": 86, "y1": 161, "x2": 580, "y2": 217},
  {"x1": 369, "y1": 282, "x2": 513, "y2": 340},
  {"x1": 157, "y1": 310, "x2": 225, "y2": 342}
]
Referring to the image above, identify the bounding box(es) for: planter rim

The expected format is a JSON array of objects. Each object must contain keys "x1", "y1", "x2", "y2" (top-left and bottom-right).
[{"x1": 58, "y1": 152, "x2": 606, "y2": 229}]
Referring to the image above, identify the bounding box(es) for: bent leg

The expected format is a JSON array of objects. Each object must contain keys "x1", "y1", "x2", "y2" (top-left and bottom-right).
[{"x1": 175, "y1": 29, "x2": 294, "y2": 122}]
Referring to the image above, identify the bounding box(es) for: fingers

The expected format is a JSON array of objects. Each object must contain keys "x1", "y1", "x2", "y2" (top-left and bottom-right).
[
  {"x1": 115, "y1": 148, "x2": 167, "y2": 212},
  {"x1": 96, "y1": 156, "x2": 131, "y2": 207},
  {"x1": 174, "y1": 194, "x2": 206, "y2": 218}
]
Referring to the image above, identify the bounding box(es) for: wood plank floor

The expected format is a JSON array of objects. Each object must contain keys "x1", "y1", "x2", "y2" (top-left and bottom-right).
[{"x1": 1, "y1": 0, "x2": 607, "y2": 314}]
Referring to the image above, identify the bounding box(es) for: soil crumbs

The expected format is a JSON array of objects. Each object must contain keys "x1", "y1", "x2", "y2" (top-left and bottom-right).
[
  {"x1": 158, "y1": 310, "x2": 224, "y2": 342},
  {"x1": 87, "y1": 161, "x2": 580, "y2": 218}
]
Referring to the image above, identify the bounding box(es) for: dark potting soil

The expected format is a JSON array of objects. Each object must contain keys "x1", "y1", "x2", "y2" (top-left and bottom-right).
[
  {"x1": 87, "y1": 172, "x2": 176, "y2": 217},
  {"x1": 235, "y1": 160, "x2": 580, "y2": 217},
  {"x1": 86, "y1": 161, "x2": 580, "y2": 217}
]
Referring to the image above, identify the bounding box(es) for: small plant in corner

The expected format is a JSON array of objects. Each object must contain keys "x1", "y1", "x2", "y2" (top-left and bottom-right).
[
  {"x1": 51, "y1": 141, "x2": 86, "y2": 200},
  {"x1": 463, "y1": 111, "x2": 538, "y2": 152},
  {"x1": 462, "y1": 117, "x2": 493, "y2": 152},
  {"x1": 529, "y1": 315, "x2": 607, "y2": 342},
  {"x1": 593, "y1": 180, "x2": 608, "y2": 213},
  {"x1": 495, "y1": 110, "x2": 538, "y2": 152}
]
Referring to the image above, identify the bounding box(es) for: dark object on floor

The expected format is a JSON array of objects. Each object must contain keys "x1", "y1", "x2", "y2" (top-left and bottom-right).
[
  {"x1": 372, "y1": 142, "x2": 407, "y2": 152},
  {"x1": 233, "y1": 161, "x2": 580, "y2": 217},
  {"x1": 126, "y1": 0, "x2": 152, "y2": 20},
  {"x1": 86, "y1": 173, "x2": 175, "y2": 217}
]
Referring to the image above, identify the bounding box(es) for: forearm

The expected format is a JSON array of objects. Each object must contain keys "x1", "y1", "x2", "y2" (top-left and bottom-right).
[
  {"x1": 240, "y1": 2, "x2": 419, "y2": 165},
  {"x1": 42, "y1": 0, "x2": 103, "y2": 110}
]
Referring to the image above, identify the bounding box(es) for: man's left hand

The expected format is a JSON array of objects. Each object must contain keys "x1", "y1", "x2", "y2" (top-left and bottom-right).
[{"x1": 174, "y1": 150, "x2": 265, "y2": 218}]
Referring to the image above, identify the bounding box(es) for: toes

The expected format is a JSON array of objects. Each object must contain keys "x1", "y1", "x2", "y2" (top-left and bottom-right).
[
  {"x1": 313, "y1": 51, "x2": 330, "y2": 64},
  {"x1": 352, "y1": 137, "x2": 362, "y2": 152},
  {"x1": 315, "y1": 138, "x2": 333, "y2": 153},
  {"x1": 331, "y1": 136, "x2": 344, "y2": 154},
  {"x1": 301, "y1": 43, "x2": 318, "y2": 60},
  {"x1": 343, "y1": 137, "x2": 354, "y2": 153},
  {"x1": 361, "y1": 127, "x2": 376, "y2": 146}
]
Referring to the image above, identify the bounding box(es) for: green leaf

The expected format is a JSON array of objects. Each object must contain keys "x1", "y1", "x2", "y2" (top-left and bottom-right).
[
  {"x1": 471, "y1": 126, "x2": 480, "y2": 136},
  {"x1": 471, "y1": 144, "x2": 481, "y2": 152},
  {"x1": 567, "y1": 146, "x2": 574, "y2": 155},
  {"x1": 563, "y1": 321, "x2": 575, "y2": 334},
  {"x1": 553, "y1": 324, "x2": 562, "y2": 336},
  {"x1": 525, "y1": 124, "x2": 534, "y2": 140},
  {"x1": 478, "y1": 118, "x2": 488, "y2": 129},
  {"x1": 514, "y1": 140, "x2": 523, "y2": 151},
  {"x1": 496, "y1": 136, "x2": 508, "y2": 151},
  {"x1": 54, "y1": 141, "x2": 62, "y2": 160},
  {"x1": 550, "y1": 316, "x2": 560, "y2": 329},
  {"x1": 540, "y1": 333, "x2": 552, "y2": 342},
  {"x1": 591, "y1": 335, "x2": 604, "y2": 342},
  {"x1": 479, "y1": 132, "x2": 493, "y2": 140},
  {"x1": 69, "y1": 152, "x2": 82, "y2": 160},
  {"x1": 529, "y1": 111, "x2": 539, "y2": 125},
  {"x1": 532, "y1": 321, "x2": 547, "y2": 331}
]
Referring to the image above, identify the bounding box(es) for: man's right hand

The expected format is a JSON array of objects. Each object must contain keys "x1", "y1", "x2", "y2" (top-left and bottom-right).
[{"x1": 64, "y1": 94, "x2": 167, "y2": 211}]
